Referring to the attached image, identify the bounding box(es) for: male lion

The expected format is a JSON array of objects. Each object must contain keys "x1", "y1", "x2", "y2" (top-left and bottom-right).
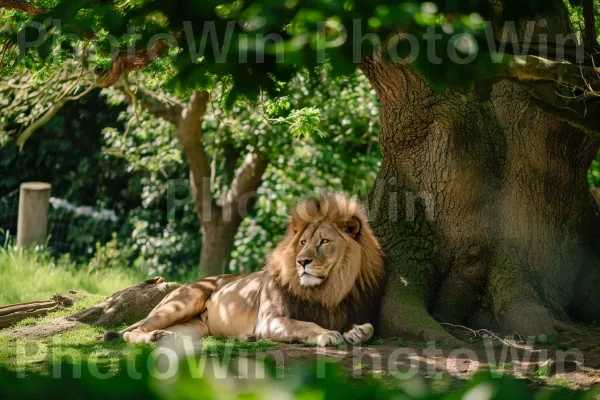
[{"x1": 109, "y1": 193, "x2": 384, "y2": 347}]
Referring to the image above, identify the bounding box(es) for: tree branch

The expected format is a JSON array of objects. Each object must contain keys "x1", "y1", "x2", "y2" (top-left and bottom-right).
[
  {"x1": 114, "y1": 79, "x2": 183, "y2": 125},
  {"x1": 529, "y1": 96, "x2": 600, "y2": 138},
  {"x1": 503, "y1": 55, "x2": 600, "y2": 90},
  {"x1": 173, "y1": 90, "x2": 219, "y2": 221},
  {"x1": 222, "y1": 152, "x2": 269, "y2": 221},
  {"x1": 16, "y1": 83, "x2": 95, "y2": 148},
  {"x1": 0, "y1": 0, "x2": 46, "y2": 15},
  {"x1": 96, "y1": 40, "x2": 170, "y2": 88}
]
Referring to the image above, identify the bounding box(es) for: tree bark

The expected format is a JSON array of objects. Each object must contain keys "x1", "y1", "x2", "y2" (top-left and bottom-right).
[
  {"x1": 197, "y1": 152, "x2": 269, "y2": 276},
  {"x1": 361, "y1": 3, "x2": 600, "y2": 341}
]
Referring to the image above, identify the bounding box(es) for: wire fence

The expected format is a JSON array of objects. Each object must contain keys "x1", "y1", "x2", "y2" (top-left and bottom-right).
[{"x1": 0, "y1": 189, "x2": 119, "y2": 261}]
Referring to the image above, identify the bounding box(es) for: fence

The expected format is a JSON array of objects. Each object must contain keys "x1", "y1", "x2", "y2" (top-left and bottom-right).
[{"x1": 0, "y1": 183, "x2": 119, "y2": 260}]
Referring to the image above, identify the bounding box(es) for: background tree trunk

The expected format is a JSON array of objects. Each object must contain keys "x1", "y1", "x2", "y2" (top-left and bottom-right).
[
  {"x1": 199, "y1": 217, "x2": 239, "y2": 277},
  {"x1": 361, "y1": 5, "x2": 600, "y2": 341}
]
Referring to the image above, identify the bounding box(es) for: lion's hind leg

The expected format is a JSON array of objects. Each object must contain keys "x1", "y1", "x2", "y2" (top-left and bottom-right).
[
  {"x1": 122, "y1": 279, "x2": 216, "y2": 344},
  {"x1": 124, "y1": 317, "x2": 209, "y2": 344}
]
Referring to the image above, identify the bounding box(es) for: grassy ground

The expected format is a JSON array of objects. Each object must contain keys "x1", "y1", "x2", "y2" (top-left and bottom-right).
[
  {"x1": 0, "y1": 250, "x2": 599, "y2": 399},
  {"x1": 0, "y1": 247, "x2": 147, "y2": 305}
]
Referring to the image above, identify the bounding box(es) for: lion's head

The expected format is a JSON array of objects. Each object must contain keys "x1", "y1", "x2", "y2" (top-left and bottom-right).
[{"x1": 266, "y1": 193, "x2": 384, "y2": 309}]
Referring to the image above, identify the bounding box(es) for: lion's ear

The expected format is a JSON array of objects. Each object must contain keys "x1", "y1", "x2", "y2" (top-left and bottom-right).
[{"x1": 345, "y1": 217, "x2": 361, "y2": 239}]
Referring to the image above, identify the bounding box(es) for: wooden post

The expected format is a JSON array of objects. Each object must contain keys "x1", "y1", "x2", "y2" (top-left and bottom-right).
[{"x1": 16, "y1": 182, "x2": 51, "y2": 248}]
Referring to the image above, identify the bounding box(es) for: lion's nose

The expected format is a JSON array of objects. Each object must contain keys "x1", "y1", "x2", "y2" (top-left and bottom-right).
[{"x1": 297, "y1": 258, "x2": 313, "y2": 268}]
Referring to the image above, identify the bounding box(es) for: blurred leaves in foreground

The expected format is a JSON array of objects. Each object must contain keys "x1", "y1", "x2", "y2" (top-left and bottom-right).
[{"x1": 0, "y1": 350, "x2": 597, "y2": 400}]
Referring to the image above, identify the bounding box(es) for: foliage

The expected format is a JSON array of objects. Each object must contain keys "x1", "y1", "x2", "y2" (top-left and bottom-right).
[
  {"x1": 230, "y1": 69, "x2": 380, "y2": 272},
  {"x1": 0, "y1": 350, "x2": 598, "y2": 399},
  {"x1": 97, "y1": 66, "x2": 380, "y2": 274},
  {"x1": 2, "y1": 0, "x2": 564, "y2": 100},
  {"x1": 0, "y1": 62, "x2": 380, "y2": 275},
  {"x1": 100, "y1": 101, "x2": 201, "y2": 275},
  {"x1": 588, "y1": 152, "x2": 600, "y2": 187}
]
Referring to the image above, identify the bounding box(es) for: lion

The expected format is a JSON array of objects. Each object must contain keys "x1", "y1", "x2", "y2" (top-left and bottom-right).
[{"x1": 107, "y1": 193, "x2": 384, "y2": 347}]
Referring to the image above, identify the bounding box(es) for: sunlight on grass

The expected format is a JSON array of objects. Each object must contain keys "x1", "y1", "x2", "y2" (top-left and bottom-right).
[
  {"x1": 198, "y1": 337, "x2": 278, "y2": 354},
  {"x1": 0, "y1": 247, "x2": 146, "y2": 305}
]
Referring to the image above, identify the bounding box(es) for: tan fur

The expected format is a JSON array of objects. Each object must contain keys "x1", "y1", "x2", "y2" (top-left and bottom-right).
[
  {"x1": 265, "y1": 193, "x2": 383, "y2": 308},
  {"x1": 117, "y1": 193, "x2": 384, "y2": 346}
]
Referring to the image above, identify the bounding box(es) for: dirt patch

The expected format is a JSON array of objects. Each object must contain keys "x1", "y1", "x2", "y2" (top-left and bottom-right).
[
  {"x1": 217, "y1": 328, "x2": 600, "y2": 391},
  {"x1": 0, "y1": 317, "x2": 81, "y2": 339}
]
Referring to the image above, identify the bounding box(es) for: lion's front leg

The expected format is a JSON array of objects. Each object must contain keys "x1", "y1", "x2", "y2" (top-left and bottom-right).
[
  {"x1": 256, "y1": 317, "x2": 344, "y2": 347},
  {"x1": 343, "y1": 323, "x2": 374, "y2": 345}
]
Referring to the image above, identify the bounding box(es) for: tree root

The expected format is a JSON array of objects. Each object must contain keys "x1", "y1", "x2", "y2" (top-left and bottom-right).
[
  {"x1": 502, "y1": 303, "x2": 581, "y2": 338},
  {"x1": 379, "y1": 292, "x2": 461, "y2": 346}
]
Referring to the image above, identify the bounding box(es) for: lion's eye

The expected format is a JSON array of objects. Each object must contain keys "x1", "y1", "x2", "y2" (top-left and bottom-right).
[
  {"x1": 320, "y1": 239, "x2": 329, "y2": 245},
  {"x1": 300, "y1": 240, "x2": 306, "y2": 245}
]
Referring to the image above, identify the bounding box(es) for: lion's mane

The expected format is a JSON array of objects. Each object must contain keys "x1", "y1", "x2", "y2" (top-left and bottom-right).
[{"x1": 264, "y1": 193, "x2": 385, "y2": 332}]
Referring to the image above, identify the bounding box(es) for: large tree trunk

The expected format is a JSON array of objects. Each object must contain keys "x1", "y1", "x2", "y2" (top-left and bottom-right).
[{"x1": 361, "y1": 6, "x2": 600, "y2": 341}]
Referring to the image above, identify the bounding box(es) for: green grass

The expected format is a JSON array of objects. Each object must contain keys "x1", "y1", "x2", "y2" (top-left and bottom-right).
[
  {"x1": 548, "y1": 376, "x2": 572, "y2": 387},
  {"x1": 496, "y1": 362, "x2": 513, "y2": 371},
  {"x1": 391, "y1": 336, "x2": 408, "y2": 347},
  {"x1": 0, "y1": 291, "x2": 143, "y2": 374},
  {"x1": 0, "y1": 247, "x2": 146, "y2": 306},
  {"x1": 198, "y1": 337, "x2": 278, "y2": 355},
  {"x1": 530, "y1": 362, "x2": 553, "y2": 379}
]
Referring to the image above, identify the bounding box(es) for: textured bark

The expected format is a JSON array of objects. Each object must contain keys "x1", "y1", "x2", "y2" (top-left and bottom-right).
[
  {"x1": 198, "y1": 152, "x2": 269, "y2": 276},
  {"x1": 361, "y1": 3, "x2": 600, "y2": 340},
  {"x1": 199, "y1": 216, "x2": 239, "y2": 277}
]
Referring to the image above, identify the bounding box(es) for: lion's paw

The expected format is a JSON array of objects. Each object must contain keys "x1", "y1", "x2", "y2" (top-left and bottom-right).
[
  {"x1": 311, "y1": 331, "x2": 344, "y2": 347},
  {"x1": 343, "y1": 323, "x2": 374, "y2": 345}
]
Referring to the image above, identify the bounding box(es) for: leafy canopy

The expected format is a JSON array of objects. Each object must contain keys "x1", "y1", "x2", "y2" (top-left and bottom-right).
[{"x1": 2, "y1": 0, "x2": 566, "y2": 104}]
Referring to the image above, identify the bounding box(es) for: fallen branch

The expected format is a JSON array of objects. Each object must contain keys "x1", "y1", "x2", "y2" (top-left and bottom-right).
[{"x1": 0, "y1": 292, "x2": 81, "y2": 329}]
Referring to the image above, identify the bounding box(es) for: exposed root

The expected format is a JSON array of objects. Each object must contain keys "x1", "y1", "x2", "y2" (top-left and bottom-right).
[
  {"x1": 503, "y1": 303, "x2": 581, "y2": 338},
  {"x1": 440, "y1": 323, "x2": 523, "y2": 348},
  {"x1": 379, "y1": 294, "x2": 461, "y2": 346}
]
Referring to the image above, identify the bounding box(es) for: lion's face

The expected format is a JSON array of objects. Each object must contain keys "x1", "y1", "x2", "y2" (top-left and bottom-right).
[
  {"x1": 295, "y1": 221, "x2": 346, "y2": 287},
  {"x1": 266, "y1": 193, "x2": 384, "y2": 308}
]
